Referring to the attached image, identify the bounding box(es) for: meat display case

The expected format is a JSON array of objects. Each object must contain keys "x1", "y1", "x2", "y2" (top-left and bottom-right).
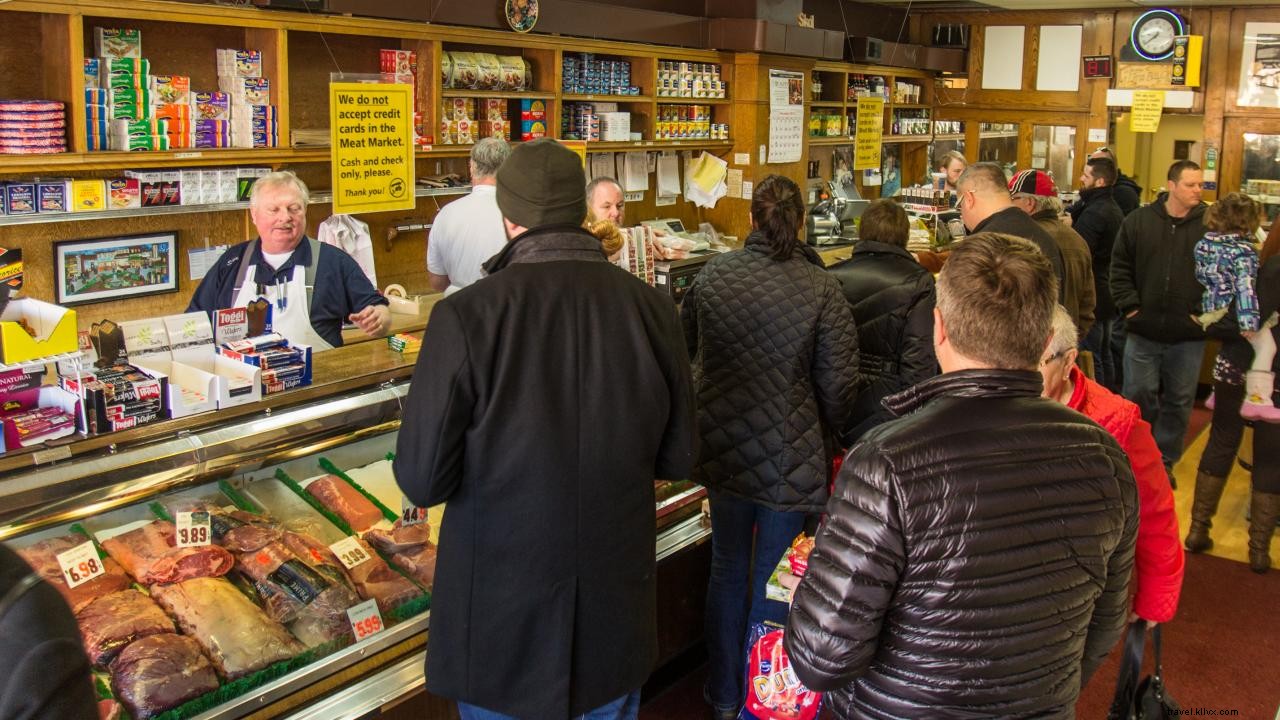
[{"x1": 0, "y1": 366, "x2": 710, "y2": 719}]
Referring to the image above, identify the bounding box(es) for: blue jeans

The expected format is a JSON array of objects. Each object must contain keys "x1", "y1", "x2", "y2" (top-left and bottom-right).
[
  {"x1": 1123, "y1": 333, "x2": 1206, "y2": 466},
  {"x1": 457, "y1": 690, "x2": 640, "y2": 720},
  {"x1": 1082, "y1": 317, "x2": 1126, "y2": 392},
  {"x1": 704, "y1": 491, "x2": 807, "y2": 711}
]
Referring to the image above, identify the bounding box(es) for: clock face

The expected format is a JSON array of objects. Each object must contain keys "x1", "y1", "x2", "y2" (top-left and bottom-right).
[{"x1": 1139, "y1": 18, "x2": 1176, "y2": 55}]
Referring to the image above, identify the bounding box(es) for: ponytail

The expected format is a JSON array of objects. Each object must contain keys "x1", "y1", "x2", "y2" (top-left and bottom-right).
[
  {"x1": 585, "y1": 218, "x2": 625, "y2": 257},
  {"x1": 750, "y1": 175, "x2": 805, "y2": 260}
]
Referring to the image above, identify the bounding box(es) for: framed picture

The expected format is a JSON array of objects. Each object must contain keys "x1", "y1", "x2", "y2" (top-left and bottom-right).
[
  {"x1": 54, "y1": 232, "x2": 178, "y2": 306},
  {"x1": 1238, "y1": 22, "x2": 1280, "y2": 108}
]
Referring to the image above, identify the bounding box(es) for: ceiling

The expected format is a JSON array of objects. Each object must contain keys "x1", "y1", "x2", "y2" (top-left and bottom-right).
[{"x1": 868, "y1": 0, "x2": 1277, "y2": 9}]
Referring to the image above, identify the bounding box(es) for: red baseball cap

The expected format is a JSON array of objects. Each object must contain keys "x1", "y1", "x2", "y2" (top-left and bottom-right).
[{"x1": 1008, "y1": 169, "x2": 1056, "y2": 197}]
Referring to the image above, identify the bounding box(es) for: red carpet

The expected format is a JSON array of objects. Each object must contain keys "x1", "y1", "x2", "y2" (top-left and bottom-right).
[{"x1": 642, "y1": 552, "x2": 1280, "y2": 719}]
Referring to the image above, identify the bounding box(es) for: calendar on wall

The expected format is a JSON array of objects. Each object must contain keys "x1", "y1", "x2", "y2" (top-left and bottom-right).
[{"x1": 767, "y1": 69, "x2": 804, "y2": 164}]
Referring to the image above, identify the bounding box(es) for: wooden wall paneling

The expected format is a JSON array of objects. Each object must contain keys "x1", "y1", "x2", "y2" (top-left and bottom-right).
[
  {"x1": 42, "y1": 13, "x2": 85, "y2": 154},
  {"x1": 1200, "y1": 8, "x2": 1234, "y2": 202},
  {"x1": 1219, "y1": 116, "x2": 1245, "y2": 196},
  {"x1": 247, "y1": 27, "x2": 288, "y2": 147},
  {"x1": 411, "y1": 39, "x2": 441, "y2": 149},
  {"x1": 702, "y1": 52, "x2": 762, "y2": 242},
  {"x1": 1085, "y1": 13, "x2": 1114, "y2": 168},
  {"x1": 0, "y1": 12, "x2": 54, "y2": 102},
  {"x1": 287, "y1": 31, "x2": 388, "y2": 135}
]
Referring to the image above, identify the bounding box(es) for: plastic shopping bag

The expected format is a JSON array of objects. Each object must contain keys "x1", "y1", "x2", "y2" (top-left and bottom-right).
[{"x1": 738, "y1": 622, "x2": 822, "y2": 720}]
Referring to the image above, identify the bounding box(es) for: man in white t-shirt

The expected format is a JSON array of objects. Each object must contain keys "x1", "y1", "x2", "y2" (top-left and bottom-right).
[{"x1": 427, "y1": 137, "x2": 511, "y2": 295}]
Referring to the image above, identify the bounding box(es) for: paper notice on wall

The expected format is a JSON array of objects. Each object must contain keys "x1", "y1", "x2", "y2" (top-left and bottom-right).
[
  {"x1": 741, "y1": 180, "x2": 754, "y2": 198},
  {"x1": 657, "y1": 153, "x2": 681, "y2": 197},
  {"x1": 686, "y1": 152, "x2": 728, "y2": 208},
  {"x1": 1088, "y1": 128, "x2": 1108, "y2": 143},
  {"x1": 623, "y1": 151, "x2": 649, "y2": 192},
  {"x1": 854, "y1": 97, "x2": 885, "y2": 170},
  {"x1": 1129, "y1": 90, "x2": 1164, "y2": 133},
  {"x1": 726, "y1": 168, "x2": 744, "y2": 199},
  {"x1": 767, "y1": 107, "x2": 804, "y2": 164},
  {"x1": 768, "y1": 69, "x2": 805, "y2": 108},
  {"x1": 189, "y1": 245, "x2": 228, "y2": 281},
  {"x1": 589, "y1": 153, "x2": 614, "y2": 182}
]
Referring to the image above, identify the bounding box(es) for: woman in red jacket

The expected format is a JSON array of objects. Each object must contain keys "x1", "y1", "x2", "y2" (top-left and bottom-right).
[{"x1": 1040, "y1": 304, "x2": 1186, "y2": 622}]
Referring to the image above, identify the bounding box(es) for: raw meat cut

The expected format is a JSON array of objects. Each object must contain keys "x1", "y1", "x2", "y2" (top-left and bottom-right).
[
  {"x1": 110, "y1": 633, "x2": 219, "y2": 719},
  {"x1": 98, "y1": 699, "x2": 122, "y2": 720},
  {"x1": 76, "y1": 589, "x2": 175, "y2": 668},
  {"x1": 365, "y1": 520, "x2": 437, "y2": 589},
  {"x1": 100, "y1": 521, "x2": 234, "y2": 585},
  {"x1": 306, "y1": 475, "x2": 386, "y2": 532},
  {"x1": 151, "y1": 576, "x2": 304, "y2": 678},
  {"x1": 16, "y1": 534, "x2": 131, "y2": 612},
  {"x1": 209, "y1": 510, "x2": 285, "y2": 553},
  {"x1": 339, "y1": 536, "x2": 421, "y2": 612},
  {"x1": 383, "y1": 543, "x2": 437, "y2": 589},
  {"x1": 235, "y1": 541, "x2": 360, "y2": 646}
]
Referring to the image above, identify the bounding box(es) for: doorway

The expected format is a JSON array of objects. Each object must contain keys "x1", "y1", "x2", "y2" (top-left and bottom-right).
[{"x1": 1112, "y1": 113, "x2": 1204, "y2": 204}]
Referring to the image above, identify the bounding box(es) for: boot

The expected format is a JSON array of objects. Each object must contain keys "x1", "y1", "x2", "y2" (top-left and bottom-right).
[
  {"x1": 1247, "y1": 490, "x2": 1280, "y2": 573},
  {"x1": 1184, "y1": 472, "x2": 1229, "y2": 553},
  {"x1": 1240, "y1": 371, "x2": 1280, "y2": 423}
]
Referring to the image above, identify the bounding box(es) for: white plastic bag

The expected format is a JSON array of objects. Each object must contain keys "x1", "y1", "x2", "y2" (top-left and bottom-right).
[{"x1": 317, "y1": 214, "x2": 376, "y2": 288}]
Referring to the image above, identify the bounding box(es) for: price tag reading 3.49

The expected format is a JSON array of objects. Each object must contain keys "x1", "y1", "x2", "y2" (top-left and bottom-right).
[
  {"x1": 57, "y1": 541, "x2": 106, "y2": 589},
  {"x1": 176, "y1": 511, "x2": 212, "y2": 547},
  {"x1": 346, "y1": 598, "x2": 385, "y2": 642},
  {"x1": 330, "y1": 536, "x2": 372, "y2": 570}
]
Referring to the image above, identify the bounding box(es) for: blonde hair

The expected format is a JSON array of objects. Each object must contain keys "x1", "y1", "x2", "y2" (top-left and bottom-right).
[{"x1": 585, "y1": 218, "x2": 625, "y2": 256}]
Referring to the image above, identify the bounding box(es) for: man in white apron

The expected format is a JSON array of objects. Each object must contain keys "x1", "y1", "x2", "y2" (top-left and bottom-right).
[{"x1": 187, "y1": 171, "x2": 390, "y2": 350}]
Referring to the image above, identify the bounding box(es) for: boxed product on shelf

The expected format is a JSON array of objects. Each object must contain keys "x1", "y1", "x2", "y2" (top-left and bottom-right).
[
  {"x1": 478, "y1": 119, "x2": 509, "y2": 141},
  {"x1": 108, "y1": 178, "x2": 141, "y2": 210},
  {"x1": 599, "y1": 112, "x2": 631, "y2": 142},
  {"x1": 161, "y1": 171, "x2": 181, "y2": 205},
  {"x1": 124, "y1": 171, "x2": 168, "y2": 207},
  {"x1": 72, "y1": 179, "x2": 107, "y2": 211},
  {"x1": 150, "y1": 75, "x2": 191, "y2": 105},
  {"x1": 479, "y1": 99, "x2": 506, "y2": 121},
  {"x1": 519, "y1": 99, "x2": 546, "y2": 121},
  {"x1": 37, "y1": 179, "x2": 70, "y2": 213},
  {"x1": 0, "y1": 298, "x2": 78, "y2": 365},
  {"x1": 218, "y1": 77, "x2": 271, "y2": 105},
  {"x1": 0, "y1": 100, "x2": 68, "y2": 155},
  {"x1": 95, "y1": 28, "x2": 142, "y2": 59},
  {"x1": 64, "y1": 363, "x2": 170, "y2": 434},
  {"x1": 0, "y1": 368, "x2": 82, "y2": 454},
  {"x1": 380, "y1": 49, "x2": 417, "y2": 75},
  {"x1": 102, "y1": 67, "x2": 149, "y2": 91},
  {"x1": 193, "y1": 92, "x2": 230, "y2": 121},
  {"x1": 217, "y1": 332, "x2": 312, "y2": 396},
  {"x1": 217, "y1": 49, "x2": 263, "y2": 79},
  {"x1": 84, "y1": 58, "x2": 100, "y2": 88},
  {"x1": 119, "y1": 317, "x2": 217, "y2": 419},
  {"x1": 2, "y1": 183, "x2": 35, "y2": 215}
]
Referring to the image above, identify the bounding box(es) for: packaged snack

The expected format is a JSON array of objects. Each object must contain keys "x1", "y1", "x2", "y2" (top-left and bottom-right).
[
  {"x1": 84, "y1": 58, "x2": 101, "y2": 89},
  {"x1": 519, "y1": 99, "x2": 546, "y2": 120},
  {"x1": 441, "y1": 52, "x2": 454, "y2": 88},
  {"x1": 108, "y1": 178, "x2": 141, "y2": 209},
  {"x1": 194, "y1": 92, "x2": 231, "y2": 121},
  {"x1": 739, "y1": 622, "x2": 822, "y2": 720},
  {"x1": 72, "y1": 179, "x2": 108, "y2": 211},
  {"x1": 151, "y1": 75, "x2": 191, "y2": 105},
  {"x1": 380, "y1": 49, "x2": 417, "y2": 75},
  {"x1": 37, "y1": 179, "x2": 69, "y2": 213},
  {"x1": 95, "y1": 28, "x2": 142, "y2": 59},
  {"x1": 476, "y1": 53, "x2": 501, "y2": 90},
  {"x1": 216, "y1": 49, "x2": 262, "y2": 78},
  {"x1": 498, "y1": 55, "x2": 526, "y2": 91},
  {"x1": 449, "y1": 52, "x2": 480, "y2": 89},
  {"x1": 787, "y1": 534, "x2": 815, "y2": 577},
  {"x1": 3, "y1": 184, "x2": 36, "y2": 215}
]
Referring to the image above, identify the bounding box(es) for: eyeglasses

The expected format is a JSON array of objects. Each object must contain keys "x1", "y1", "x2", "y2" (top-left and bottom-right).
[{"x1": 1040, "y1": 349, "x2": 1068, "y2": 367}]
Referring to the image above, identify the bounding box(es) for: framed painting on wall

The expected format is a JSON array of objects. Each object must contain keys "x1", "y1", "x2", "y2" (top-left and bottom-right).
[
  {"x1": 54, "y1": 232, "x2": 178, "y2": 306},
  {"x1": 1238, "y1": 22, "x2": 1280, "y2": 108}
]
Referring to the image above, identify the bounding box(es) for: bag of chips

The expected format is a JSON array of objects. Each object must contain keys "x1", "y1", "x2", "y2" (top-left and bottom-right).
[{"x1": 738, "y1": 622, "x2": 822, "y2": 720}]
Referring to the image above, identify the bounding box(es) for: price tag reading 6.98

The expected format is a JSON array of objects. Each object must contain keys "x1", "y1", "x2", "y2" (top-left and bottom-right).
[
  {"x1": 56, "y1": 540, "x2": 107, "y2": 589},
  {"x1": 346, "y1": 599, "x2": 385, "y2": 642}
]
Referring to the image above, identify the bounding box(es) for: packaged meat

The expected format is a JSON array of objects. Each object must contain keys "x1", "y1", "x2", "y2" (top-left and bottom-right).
[
  {"x1": 381, "y1": 542, "x2": 437, "y2": 589},
  {"x1": 151, "y1": 576, "x2": 304, "y2": 678},
  {"x1": 339, "y1": 536, "x2": 421, "y2": 613},
  {"x1": 365, "y1": 519, "x2": 437, "y2": 589},
  {"x1": 100, "y1": 520, "x2": 234, "y2": 585},
  {"x1": 76, "y1": 589, "x2": 175, "y2": 668},
  {"x1": 16, "y1": 535, "x2": 131, "y2": 612},
  {"x1": 305, "y1": 474, "x2": 387, "y2": 532},
  {"x1": 110, "y1": 633, "x2": 219, "y2": 719},
  {"x1": 98, "y1": 699, "x2": 123, "y2": 720}
]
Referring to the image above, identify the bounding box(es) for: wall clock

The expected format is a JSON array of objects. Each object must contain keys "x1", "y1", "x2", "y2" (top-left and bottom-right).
[{"x1": 1129, "y1": 9, "x2": 1186, "y2": 62}]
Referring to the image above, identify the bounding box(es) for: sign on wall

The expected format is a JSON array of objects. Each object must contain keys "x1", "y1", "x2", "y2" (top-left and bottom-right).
[
  {"x1": 329, "y1": 81, "x2": 416, "y2": 215},
  {"x1": 853, "y1": 97, "x2": 884, "y2": 170}
]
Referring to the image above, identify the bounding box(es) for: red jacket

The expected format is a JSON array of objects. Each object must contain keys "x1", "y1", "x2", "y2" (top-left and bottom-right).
[{"x1": 1068, "y1": 365, "x2": 1185, "y2": 622}]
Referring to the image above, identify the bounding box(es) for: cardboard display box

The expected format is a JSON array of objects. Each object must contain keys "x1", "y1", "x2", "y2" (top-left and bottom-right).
[
  {"x1": 0, "y1": 298, "x2": 77, "y2": 365},
  {"x1": 0, "y1": 367, "x2": 82, "y2": 454},
  {"x1": 218, "y1": 332, "x2": 312, "y2": 396}
]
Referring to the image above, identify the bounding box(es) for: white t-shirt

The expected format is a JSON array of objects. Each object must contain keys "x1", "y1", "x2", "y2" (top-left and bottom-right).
[
  {"x1": 426, "y1": 185, "x2": 507, "y2": 296},
  {"x1": 261, "y1": 249, "x2": 293, "y2": 270}
]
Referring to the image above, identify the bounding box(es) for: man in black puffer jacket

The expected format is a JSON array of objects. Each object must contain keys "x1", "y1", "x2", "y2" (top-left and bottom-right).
[
  {"x1": 785, "y1": 232, "x2": 1138, "y2": 719},
  {"x1": 827, "y1": 200, "x2": 937, "y2": 443},
  {"x1": 1070, "y1": 156, "x2": 1127, "y2": 392},
  {"x1": 1089, "y1": 147, "x2": 1142, "y2": 216}
]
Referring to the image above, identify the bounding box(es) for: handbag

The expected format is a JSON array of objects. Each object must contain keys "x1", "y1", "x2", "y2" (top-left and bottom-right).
[{"x1": 1107, "y1": 621, "x2": 1179, "y2": 720}]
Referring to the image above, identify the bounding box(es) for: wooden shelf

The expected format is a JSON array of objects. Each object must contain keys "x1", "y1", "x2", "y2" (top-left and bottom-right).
[
  {"x1": 0, "y1": 147, "x2": 328, "y2": 173},
  {"x1": 808, "y1": 100, "x2": 845, "y2": 109},
  {"x1": 979, "y1": 131, "x2": 1018, "y2": 139},
  {"x1": 933, "y1": 133, "x2": 965, "y2": 141},
  {"x1": 883, "y1": 135, "x2": 933, "y2": 143},
  {"x1": 440, "y1": 90, "x2": 556, "y2": 100},
  {"x1": 653, "y1": 97, "x2": 731, "y2": 105},
  {"x1": 580, "y1": 139, "x2": 734, "y2": 151},
  {"x1": 562, "y1": 93, "x2": 654, "y2": 103},
  {"x1": 808, "y1": 136, "x2": 854, "y2": 145},
  {"x1": 893, "y1": 103, "x2": 931, "y2": 110}
]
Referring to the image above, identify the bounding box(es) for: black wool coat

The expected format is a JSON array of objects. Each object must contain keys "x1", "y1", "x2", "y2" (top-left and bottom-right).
[
  {"x1": 393, "y1": 225, "x2": 695, "y2": 720},
  {"x1": 681, "y1": 233, "x2": 859, "y2": 512}
]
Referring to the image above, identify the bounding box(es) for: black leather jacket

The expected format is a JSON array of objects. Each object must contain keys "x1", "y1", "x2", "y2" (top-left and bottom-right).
[
  {"x1": 826, "y1": 240, "x2": 937, "y2": 443},
  {"x1": 1069, "y1": 185, "x2": 1125, "y2": 321},
  {"x1": 681, "y1": 232, "x2": 859, "y2": 512},
  {"x1": 785, "y1": 370, "x2": 1138, "y2": 718}
]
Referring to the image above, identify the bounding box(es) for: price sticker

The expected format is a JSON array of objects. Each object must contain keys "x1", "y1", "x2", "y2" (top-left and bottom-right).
[
  {"x1": 330, "y1": 536, "x2": 372, "y2": 570},
  {"x1": 176, "y1": 511, "x2": 212, "y2": 547},
  {"x1": 401, "y1": 496, "x2": 428, "y2": 527},
  {"x1": 57, "y1": 541, "x2": 106, "y2": 589},
  {"x1": 346, "y1": 598, "x2": 384, "y2": 642}
]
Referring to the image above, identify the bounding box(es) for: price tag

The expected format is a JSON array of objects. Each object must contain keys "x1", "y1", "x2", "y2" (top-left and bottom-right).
[
  {"x1": 57, "y1": 541, "x2": 106, "y2": 589},
  {"x1": 401, "y1": 496, "x2": 427, "y2": 527},
  {"x1": 346, "y1": 598, "x2": 384, "y2": 642},
  {"x1": 330, "y1": 536, "x2": 372, "y2": 570},
  {"x1": 176, "y1": 511, "x2": 212, "y2": 547}
]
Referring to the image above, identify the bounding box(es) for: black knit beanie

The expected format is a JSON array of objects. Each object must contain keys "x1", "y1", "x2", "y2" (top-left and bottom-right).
[{"x1": 495, "y1": 138, "x2": 587, "y2": 230}]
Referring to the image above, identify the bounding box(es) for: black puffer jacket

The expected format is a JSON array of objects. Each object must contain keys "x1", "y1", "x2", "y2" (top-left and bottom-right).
[
  {"x1": 826, "y1": 240, "x2": 936, "y2": 443},
  {"x1": 785, "y1": 370, "x2": 1138, "y2": 719},
  {"x1": 1068, "y1": 185, "x2": 1124, "y2": 321},
  {"x1": 682, "y1": 232, "x2": 859, "y2": 512},
  {"x1": 1113, "y1": 172, "x2": 1142, "y2": 216},
  {"x1": 1110, "y1": 196, "x2": 1207, "y2": 343}
]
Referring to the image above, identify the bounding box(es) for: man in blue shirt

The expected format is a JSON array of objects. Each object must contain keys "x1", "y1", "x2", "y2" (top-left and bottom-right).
[{"x1": 187, "y1": 171, "x2": 390, "y2": 349}]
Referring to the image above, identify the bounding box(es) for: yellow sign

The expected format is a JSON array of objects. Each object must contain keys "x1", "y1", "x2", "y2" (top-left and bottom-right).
[
  {"x1": 329, "y1": 82, "x2": 415, "y2": 215},
  {"x1": 560, "y1": 140, "x2": 587, "y2": 168},
  {"x1": 1129, "y1": 90, "x2": 1165, "y2": 133},
  {"x1": 853, "y1": 97, "x2": 884, "y2": 170}
]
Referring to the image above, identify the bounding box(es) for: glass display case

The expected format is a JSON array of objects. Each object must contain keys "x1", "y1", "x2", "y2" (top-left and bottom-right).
[
  {"x1": 979, "y1": 122, "x2": 1019, "y2": 177},
  {"x1": 0, "y1": 375, "x2": 709, "y2": 720},
  {"x1": 1242, "y1": 132, "x2": 1280, "y2": 222}
]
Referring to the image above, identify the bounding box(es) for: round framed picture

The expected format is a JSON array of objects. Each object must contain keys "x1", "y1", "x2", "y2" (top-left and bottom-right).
[{"x1": 506, "y1": 0, "x2": 539, "y2": 34}]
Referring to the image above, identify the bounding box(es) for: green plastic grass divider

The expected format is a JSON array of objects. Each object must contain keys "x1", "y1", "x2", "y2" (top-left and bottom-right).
[
  {"x1": 218, "y1": 479, "x2": 264, "y2": 513},
  {"x1": 274, "y1": 467, "x2": 357, "y2": 536},
  {"x1": 149, "y1": 501, "x2": 173, "y2": 523},
  {"x1": 316, "y1": 456, "x2": 399, "y2": 523}
]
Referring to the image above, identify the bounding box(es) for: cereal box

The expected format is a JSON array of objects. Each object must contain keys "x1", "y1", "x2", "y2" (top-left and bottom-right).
[{"x1": 95, "y1": 28, "x2": 142, "y2": 59}]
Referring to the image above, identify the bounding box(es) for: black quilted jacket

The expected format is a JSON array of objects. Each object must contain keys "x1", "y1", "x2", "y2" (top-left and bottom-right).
[
  {"x1": 681, "y1": 233, "x2": 859, "y2": 512},
  {"x1": 785, "y1": 370, "x2": 1139, "y2": 719},
  {"x1": 826, "y1": 240, "x2": 937, "y2": 444}
]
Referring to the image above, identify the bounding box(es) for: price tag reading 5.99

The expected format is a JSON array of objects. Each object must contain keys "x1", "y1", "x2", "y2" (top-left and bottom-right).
[
  {"x1": 57, "y1": 540, "x2": 106, "y2": 589},
  {"x1": 176, "y1": 511, "x2": 212, "y2": 547},
  {"x1": 330, "y1": 536, "x2": 372, "y2": 570},
  {"x1": 346, "y1": 599, "x2": 385, "y2": 642}
]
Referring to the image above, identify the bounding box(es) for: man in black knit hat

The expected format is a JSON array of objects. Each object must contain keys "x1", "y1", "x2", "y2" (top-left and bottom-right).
[{"x1": 394, "y1": 139, "x2": 695, "y2": 720}]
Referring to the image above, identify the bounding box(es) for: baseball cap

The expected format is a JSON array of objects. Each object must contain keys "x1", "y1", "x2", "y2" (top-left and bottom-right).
[{"x1": 1008, "y1": 169, "x2": 1056, "y2": 197}]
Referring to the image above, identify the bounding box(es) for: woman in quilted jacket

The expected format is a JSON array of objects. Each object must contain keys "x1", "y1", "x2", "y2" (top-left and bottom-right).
[
  {"x1": 681, "y1": 174, "x2": 859, "y2": 719},
  {"x1": 1039, "y1": 304, "x2": 1185, "y2": 622}
]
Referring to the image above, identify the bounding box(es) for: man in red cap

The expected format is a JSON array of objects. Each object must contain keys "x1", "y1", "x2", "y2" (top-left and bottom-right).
[{"x1": 1010, "y1": 168, "x2": 1096, "y2": 338}]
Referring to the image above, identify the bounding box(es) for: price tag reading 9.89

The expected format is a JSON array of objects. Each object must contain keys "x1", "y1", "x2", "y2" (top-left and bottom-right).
[
  {"x1": 346, "y1": 598, "x2": 385, "y2": 642},
  {"x1": 56, "y1": 540, "x2": 107, "y2": 589},
  {"x1": 330, "y1": 536, "x2": 372, "y2": 570},
  {"x1": 176, "y1": 511, "x2": 212, "y2": 548}
]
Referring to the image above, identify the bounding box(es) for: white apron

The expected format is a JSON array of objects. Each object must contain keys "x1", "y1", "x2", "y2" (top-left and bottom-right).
[{"x1": 231, "y1": 238, "x2": 334, "y2": 351}]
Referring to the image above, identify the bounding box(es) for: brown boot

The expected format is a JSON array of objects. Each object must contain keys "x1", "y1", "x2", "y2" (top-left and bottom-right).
[
  {"x1": 1184, "y1": 472, "x2": 1228, "y2": 553},
  {"x1": 1248, "y1": 491, "x2": 1280, "y2": 573}
]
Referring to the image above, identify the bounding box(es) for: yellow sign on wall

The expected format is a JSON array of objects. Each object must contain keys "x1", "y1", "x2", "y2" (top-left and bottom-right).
[
  {"x1": 853, "y1": 97, "x2": 884, "y2": 170},
  {"x1": 329, "y1": 82, "x2": 416, "y2": 215},
  {"x1": 1129, "y1": 90, "x2": 1165, "y2": 133}
]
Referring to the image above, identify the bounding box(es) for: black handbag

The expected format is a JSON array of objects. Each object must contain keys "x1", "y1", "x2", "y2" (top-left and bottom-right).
[{"x1": 1107, "y1": 621, "x2": 1179, "y2": 720}]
